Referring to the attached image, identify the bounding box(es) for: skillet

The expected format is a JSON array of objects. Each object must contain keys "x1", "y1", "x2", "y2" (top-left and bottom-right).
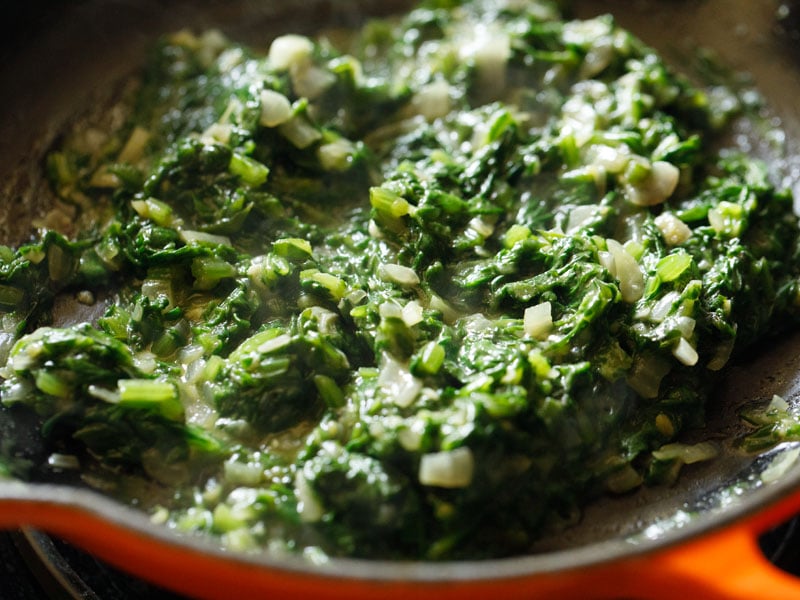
[{"x1": 3, "y1": 0, "x2": 800, "y2": 597}]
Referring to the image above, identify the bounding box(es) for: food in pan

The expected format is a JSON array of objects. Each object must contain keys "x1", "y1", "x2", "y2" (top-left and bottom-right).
[{"x1": 1, "y1": 0, "x2": 799, "y2": 559}]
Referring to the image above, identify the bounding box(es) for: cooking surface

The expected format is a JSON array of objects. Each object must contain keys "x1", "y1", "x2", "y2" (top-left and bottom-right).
[{"x1": 2, "y1": 1, "x2": 800, "y2": 598}]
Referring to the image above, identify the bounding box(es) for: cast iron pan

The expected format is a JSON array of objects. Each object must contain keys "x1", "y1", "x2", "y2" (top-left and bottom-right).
[{"x1": 3, "y1": 1, "x2": 800, "y2": 598}]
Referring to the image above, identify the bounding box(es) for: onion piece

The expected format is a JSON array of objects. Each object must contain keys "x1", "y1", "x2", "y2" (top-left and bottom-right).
[
  {"x1": 259, "y1": 90, "x2": 293, "y2": 127},
  {"x1": 652, "y1": 441, "x2": 719, "y2": 464},
  {"x1": 419, "y1": 447, "x2": 475, "y2": 488},
  {"x1": 379, "y1": 263, "x2": 420, "y2": 287},
  {"x1": 672, "y1": 337, "x2": 698, "y2": 366},
  {"x1": 268, "y1": 34, "x2": 314, "y2": 70},
  {"x1": 606, "y1": 239, "x2": 644, "y2": 303},
  {"x1": 524, "y1": 302, "x2": 553, "y2": 340},
  {"x1": 655, "y1": 212, "x2": 692, "y2": 246}
]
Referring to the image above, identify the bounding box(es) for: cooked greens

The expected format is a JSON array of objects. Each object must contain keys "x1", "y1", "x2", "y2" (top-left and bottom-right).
[{"x1": 1, "y1": 0, "x2": 800, "y2": 559}]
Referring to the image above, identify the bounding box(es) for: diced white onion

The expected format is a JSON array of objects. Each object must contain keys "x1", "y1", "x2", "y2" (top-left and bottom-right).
[
  {"x1": 179, "y1": 230, "x2": 232, "y2": 247},
  {"x1": 295, "y1": 472, "x2": 324, "y2": 523},
  {"x1": 429, "y1": 294, "x2": 459, "y2": 323},
  {"x1": 378, "y1": 356, "x2": 422, "y2": 408},
  {"x1": 675, "y1": 316, "x2": 696, "y2": 339},
  {"x1": 706, "y1": 339, "x2": 734, "y2": 371},
  {"x1": 624, "y1": 160, "x2": 680, "y2": 206},
  {"x1": 524, "y1": 302, "x2": 553, "y2": 340},
  {"x1": 586, "y1": 144, "x2": 630, "y2": 173},
  {"x1": 278, "y1": 116, "x2": 322, "y2": 149},
  {"x1": 649, "y1": 291, "x2": 680, "y2": 322},
  {"x1": 606, "y1": 239, "x2": 644, "y2": 303},
  {"x1": 268, "y1": 34, "x2": 314, "y2": 71},
  {"x1": 419, "y1": 447, "x2": 475, "y2": 488},
  {"x1": 652, "y1": 441, "x2": 719, "y2": 464},
  {"x1": 468, "y1": 217, "x2": 495, "y2": 238},
  {"x1": 566, "y1": 205, "x2": 599, "y2": 234},
  {"x1": 201, "y1": 123, "x2": 233, "y2": 144},
  {"x1": 117, "y1": 126, "x2": 151, "y2": 164},
  {"x1": 398, "y1": 422, "x2": 424, "y2": 452},
  {"x1": 378, "y1": 301, "x2": 403, "y2": 320},
  {"x1": 290, "y1": 62, "x2": 336, "y2": 100},
  {"x1": 133, "y1": 351, "x2": 158, "y2": 374},
  {"x1": 368, "y1": 219, "x2": 383, "y2": 239},
  {"x1": 762, "y1": 447, "x2": 800, "y2": 484},
  {"x1": 47, "y1": 453, "x2": 80, "y2": 470},
  {"x1": 561, "y1": 96, "x2": 597, "y2": 147},
  {"x1": 459, "y1": 25, "x2": 511, "y2": 96},
  {"x1": 411, "y1": 80, "x2": 452, "y2": 121},
  {"x1": 0, "y1": 331, "x2": 16, "y2": 366},
  {"x1": 259, "y1": 90, "x2": 293, "y2": 127},
  {"x1": 401, "y1": 300, "x2": 424, "y2": 327},
  {"x1": 87, "y1": 384, "x2": 120, "y2": 404},
  {"x1": 672, "y1": 337, "x2": 698, "y2": 366},
  {"x1": 770, "y1": 394, "x2": 791, "y2": 412},
  {"x1": 217, "y1": 47, "x2": 244, "y2": 73},
  {"x1": 317, "y1": 138, "x2": 356, "y2": 171},
  {"x1": 626, "y1": 354, "x2": 671, "y2": 399},
  {"x1": 224, "y1": 461, "x2": 263, "y2": 487},
  {"x1": 655, "y1": 212, "x2": 692, "y2": 246},
  {"x1": 379, "y1": 263, "x2": 420, "y2": 287}
]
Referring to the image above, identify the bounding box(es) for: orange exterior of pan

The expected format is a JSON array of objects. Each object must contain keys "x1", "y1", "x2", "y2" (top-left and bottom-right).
[{"x1": 3, "y1": 479, "x2": 800, "y2": 600}]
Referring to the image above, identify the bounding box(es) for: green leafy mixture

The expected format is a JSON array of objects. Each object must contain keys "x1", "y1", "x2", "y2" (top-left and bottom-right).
[{"x1": 2, "y1": 0, "x2": 800, "y2": 559}]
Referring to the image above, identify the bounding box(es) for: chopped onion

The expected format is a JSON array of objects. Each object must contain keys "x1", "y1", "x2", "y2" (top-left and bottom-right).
[
  {"x1": 179, "y1": 230, "x2": 232, "y2": 247},
  {"x1": 378, "y1": 356, "x2": 422, "y2": 408},
  {"x1": 317, "y1": 138, "x2": 356, "y2": 171},
  {"x1": 674, "y1": 316, "x2": 696, "y2": 339},
  {"x1": 278, "y1": 116, "x2": 322, "y2": 149},
  {"x1": 769, "y1": 394, "x2": 790, "y2": 412},
  {"x1": 654, "y1": 213, "x2": 692, "y2": 246},
  {"x1": 627, "y1": 354, "x2": 671, "y2": 399},
  {"x1": 411, "y1": 80, "x2": 452, "y2": 121},
  {"x1": 87, "y1": 384, "x2": 120, "y2": 404},
  {"x1": 706, "y1": 339, "x2": 734, "y2": 371},
  {"x1": 606, "y1": 239, "x2": 644, "y2": 303},
  {"x1": 419, "y1": 447, "x2": 475, "y2": 488},
  {"x1": 652, "y1": 441, "x2": 719, "y2": 464},
  {"x1": 566, "y1": 205, "x2": 599, "y2": 234},
  {"x1": 295, "y1": 472, "x2": 324, "y2": 523},
  {"x1": 468, "y1": 216, "x2": 495, "y2": 238},
  {"x1": 379, "y1": 263, "x2": 420, "y2": 287},
  {"x1": 47, "y1": 453, "x2": 80, "y2": 470},
  {"x1": 224, "y1": 461, "x2": 264, "y2": 487},
  {"x1": 524, "y1": 302, "x2": 553, "y2": 340},
  {"x1": 378, "y1": 301, "x2": 403, "y2": 320},
  {"x1": 291, "y1": 62, "x2": 336, "y2": 100},
  {"x1": 624, "y1": 160, "x2": 680, "y2": 206},
  {"x1": 429, "y1": 294, "x2": 459, "y2": 323},
  {"x1": 259, "y1": 90, "x2": 293, "y2": 127},
  {"x1": 401, "y1": 300, "x2": 424, "y2": 327},
  {"x1": 117, "y1": 126, "x2": 151, "y2": 164},
  {"x1": 268, "y1": 34, "x2": 314, "y2": 71},
  {"x1": 672, "y1": 337, "x2": 698, "y2": 366},
  {"x1": 762, "y1": 447, "x2": 800, "y2": 484},
  {"x1": 649, "y1": 291, "x2": 679, "y2": 322},
  {"x1": 586, "y1": 144, "x2": 630, "y2": 173},
  {"x1": 459, "y1": 25, "x2": 511, "y2": 98},
  {"x1": 201, "y1": 122, "x2": 233, "y2": 144}
]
